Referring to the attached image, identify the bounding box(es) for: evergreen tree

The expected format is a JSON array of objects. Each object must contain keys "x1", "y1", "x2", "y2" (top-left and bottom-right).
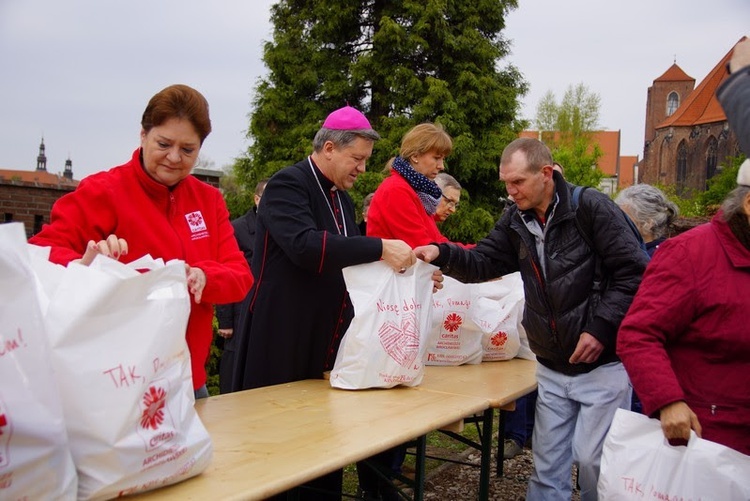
[{"x1": 236, "y1": 0, "x2": 527, "y2": 243}]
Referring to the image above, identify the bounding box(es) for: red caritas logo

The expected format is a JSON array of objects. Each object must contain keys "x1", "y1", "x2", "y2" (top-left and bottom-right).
[
  {"x1": 490, "y1": 331, "x2": 508, "y2": 347},
  {"x1": 140, "y1": 386, "x2": 167, "y2": 430},
  {"x1": 185, "y1": 211, "x2": 207, "y2": 233},
  {"x1": 443, "y1": 312, "x2": 463, "y2": 333},
  {"x1": 0, "y1": 397, "x2": 11, "y2": 468}
]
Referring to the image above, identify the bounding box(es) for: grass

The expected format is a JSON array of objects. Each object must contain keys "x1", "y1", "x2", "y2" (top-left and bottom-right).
[{"x1": 342, "y1": 420, "x2": 484, "y2": 495}]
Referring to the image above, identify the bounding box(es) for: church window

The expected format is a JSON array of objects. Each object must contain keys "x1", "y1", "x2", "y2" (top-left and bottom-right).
[
  {"x1": 705, "y1": 136, "x2": 718, "y2": 188},
  {"x1": 666, "y1": 92, "x2": 679, "y2": 116},
  {"x1": 676, "y1": 141, "x2": 688, "y2": 194}
]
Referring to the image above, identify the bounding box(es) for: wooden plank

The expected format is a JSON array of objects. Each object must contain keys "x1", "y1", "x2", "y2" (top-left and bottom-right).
[{"x1": 131, "y1": 379, "x2": 489, "y2": 500}]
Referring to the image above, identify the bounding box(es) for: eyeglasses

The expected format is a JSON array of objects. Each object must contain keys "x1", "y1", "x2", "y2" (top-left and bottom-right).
[{"x1": 441, "y1": 194, "x2": 460, "y2": 209}]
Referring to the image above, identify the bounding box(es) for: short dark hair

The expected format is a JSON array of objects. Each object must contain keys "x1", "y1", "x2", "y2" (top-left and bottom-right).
[
  {"x1": 141, "y1": 84, "x2": 212, "y2": 144},
  {"x1": 500, "y1": 138, "x2": 552, "y2": 173}
]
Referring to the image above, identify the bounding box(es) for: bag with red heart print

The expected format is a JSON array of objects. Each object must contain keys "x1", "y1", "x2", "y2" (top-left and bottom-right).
[
  {"x1": 34, "y1": 253, "x2": 212, "y2": 500},
  {"x1": 330, "y1": 260, "x2": 435, "y2": 390},
  {"x1": 0, "y1": 223, "x2": 77, "y2": 500}
]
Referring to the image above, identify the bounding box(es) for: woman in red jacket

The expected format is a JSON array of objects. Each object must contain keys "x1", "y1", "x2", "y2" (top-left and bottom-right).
[
  {"x1": 367, "y1": 123, "x2": 453, "y2": 247},
  {"x1": 617, "y1": 163, "x2": 750, "y2": 455},
  {"x1": 30, "y1": 84, "x2": 253, "y2": 398}
]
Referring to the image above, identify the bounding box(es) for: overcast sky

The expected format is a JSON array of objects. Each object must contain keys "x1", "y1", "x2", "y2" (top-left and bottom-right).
[{"x1": 1, "y1": 0, "x2": 747, "y2": 180}]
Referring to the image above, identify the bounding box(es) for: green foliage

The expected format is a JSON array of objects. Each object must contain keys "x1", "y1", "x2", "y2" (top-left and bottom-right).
[
  {"x1": 220, "y1": 164, "x2": 253, "y2": 220},
  {"x1": 439, "y1": 191, "x2": 497, "y2": 243},
  {"x1": 653, "y1": 183, "x2": 705, "y2": 218},
  {"x1": 699, "y1": 154, "x2": 745, "y2": 211},
  {"x1": 551, "y1": 137, "x2": 605, "y2": 188},
  {"x1": 535, "y1": 84, "x2": 605, "y2": 188},
  {"x1": 234, "y1": 0, "x2": 528, "y2": 222},
  {"x1": 207, "y1": 316, "x2": 222, "y2": 396},
  {"x1": 652, "y1": 154, "x2": 745, "y2": 218}
]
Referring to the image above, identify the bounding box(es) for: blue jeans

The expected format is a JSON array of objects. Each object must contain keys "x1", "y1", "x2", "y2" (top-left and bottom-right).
[
  {"x1": 504, "y1": 390, "x2": 537, "y2": 446},
  {"x1": 526, "y1": 362, "x2": 631, "y2": 501}
]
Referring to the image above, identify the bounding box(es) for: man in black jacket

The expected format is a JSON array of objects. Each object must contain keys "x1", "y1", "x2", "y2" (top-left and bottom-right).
[
  {"x1": 215, "y1": 178, "x2": 267, "y2": 394},
  {"x1": 416, "y1": 137, "x2": 648, "y2": 501},
  {"x1": 717, "y1": 36, "x2": 750, "y2": 155}
]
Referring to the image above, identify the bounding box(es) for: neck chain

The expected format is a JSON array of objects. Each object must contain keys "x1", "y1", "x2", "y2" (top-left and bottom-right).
[{"x1": 308, "y1": 157, "x2": 347, "y2": 236}]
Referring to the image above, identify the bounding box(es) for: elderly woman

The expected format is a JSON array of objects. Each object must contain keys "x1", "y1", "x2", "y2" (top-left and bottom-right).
[
  {"x1": 30, "y1": 84, "x2": 253, "y2": 399},
  {"x1": 367, "y1": 122, "x2": 453, "y2": 247},
  {"x1": 434, "y1": 172, "x2": 462, "y2": 223},
  {"x1": 615, "y1": 184, "x2": 679, "y2": 257},
  {"x1": 617, "y1": 161, "x2": 750, "y2": 454}
]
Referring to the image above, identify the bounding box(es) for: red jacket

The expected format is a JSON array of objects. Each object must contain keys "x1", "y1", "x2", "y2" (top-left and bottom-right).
[
  {"x1": 31, "y1": 149, "x2": 253, "y2": 389},
  {"x1": 367, "y1": 170, "x2": 450, "y2": 247},
  {"x1": 617, "y1": 214, "x2": 750, "y2": 454}
]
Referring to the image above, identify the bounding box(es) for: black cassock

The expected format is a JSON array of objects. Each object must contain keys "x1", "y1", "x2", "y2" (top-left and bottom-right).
[{"x1": 233, "y1": 157, "x2": 382, "y2": 390}]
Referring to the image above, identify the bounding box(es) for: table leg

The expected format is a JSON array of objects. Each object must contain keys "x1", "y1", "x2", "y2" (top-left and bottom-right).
[
  {"x1": 478, "y1": 408, "x2": 494, "y2": 501},
  {"x1": 412, "y1": 435, "x2": 426, "y2": 501},
  {"x1": 496, "y1": 410, "x2": 506, "y2": 478}
]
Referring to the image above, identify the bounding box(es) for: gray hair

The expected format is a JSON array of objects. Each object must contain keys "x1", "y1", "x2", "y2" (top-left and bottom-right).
[
  {"x1": 615, "y1": 184, "x2": 679, "y2": 239},
  {"x1": 721, "y1": 185, "x2": 750, "y2": 221},
  {"x1": 312, "y1": 127, "x2": 380, "y2": 152},
  {"x1": 435, "y1": 172, "x2": 462, "y2": 192},
  {"x1": 362, "y1": 192, "x2": 375, "y2": 210}
]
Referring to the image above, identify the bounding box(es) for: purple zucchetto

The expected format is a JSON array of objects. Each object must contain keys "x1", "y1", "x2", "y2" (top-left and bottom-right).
[{"x1": 322, "y1": 106, "x2": 372, "y2": 130}]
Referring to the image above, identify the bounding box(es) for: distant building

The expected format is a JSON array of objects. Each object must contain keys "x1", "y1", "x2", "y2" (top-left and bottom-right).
[
  {"x1": 519, "y1": 130, "x2": 637, "y2": 194},
  {"x1": 640, "y1": 37, "x2": 744, "y2": 192},
  {"x1": 1, "y1": 139, "x2": 223, "y2": 238},
  {"x1": 0, "y1": 139, "x2": 79, "y2": 238}
]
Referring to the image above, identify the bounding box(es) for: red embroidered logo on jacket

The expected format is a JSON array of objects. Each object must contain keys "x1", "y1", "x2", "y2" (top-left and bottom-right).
[
  {"x1": 185, "y1": 211, "x2": 207, "y2": 232},
  {"x1": 185, "y1": 211, "x2": 209, "y2": 240}
]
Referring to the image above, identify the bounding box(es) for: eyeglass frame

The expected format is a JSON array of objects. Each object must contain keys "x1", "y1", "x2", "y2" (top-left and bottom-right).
[{"x1": 441, "y1": 193, "x2": 460, "y2": 209}]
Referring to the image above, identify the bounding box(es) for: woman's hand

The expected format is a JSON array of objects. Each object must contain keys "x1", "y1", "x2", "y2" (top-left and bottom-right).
[
  {"x1": 79, "y1": 235, "x2": 129, "y2": 265},
  {"x1": 185, "y1": 265, "x2": 207, "y2": 304},
  {"x1": 659, "y1": 401, "x2": 702, "y2": 443}
]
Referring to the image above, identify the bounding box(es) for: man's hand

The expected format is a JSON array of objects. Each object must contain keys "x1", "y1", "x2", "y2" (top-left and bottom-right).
[
  {"x1": 431, "y1": 269, "x2": 444, "y2": 293},
  {"x1": 381, "y1": 239, "x2": 416, "y2": 272},
  {"x1": 569, "y1": 332, "x2": 604, "y2": 364},
  {"x1": 659, "y1": 401, "x2": 702, "y2": 443},
  {"x1": 414, "y1": 244, "x2": 440, "y2": 263},
  {"x1": 218, "y1": 328, "x2": 233, "y2": 339}
]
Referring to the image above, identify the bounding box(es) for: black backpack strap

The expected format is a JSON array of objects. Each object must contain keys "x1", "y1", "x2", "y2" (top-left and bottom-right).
[{"x1": 571, "y1": 185, "x2": 594, "y2": 252}]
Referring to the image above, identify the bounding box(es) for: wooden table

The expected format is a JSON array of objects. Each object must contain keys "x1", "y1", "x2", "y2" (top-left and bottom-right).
[
  {"x1": 415, "y1": 358, "x2": 538, "y2": 500},
  {"x1": 132, "y1": 379, "x2": 489, "y2": 500}
]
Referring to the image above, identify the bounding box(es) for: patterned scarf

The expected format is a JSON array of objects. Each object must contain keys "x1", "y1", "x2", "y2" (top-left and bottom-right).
[{"x1": 391, "y1": 156, "x2": 442, "y2": 215}]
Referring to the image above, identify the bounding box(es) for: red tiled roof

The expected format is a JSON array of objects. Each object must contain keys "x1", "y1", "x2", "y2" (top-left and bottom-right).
[
  {"x1": 657, "y1": 37, "x2": 747, "y2": 128},
  {"x1": 654, "y1": 63, "x2": 694, "y2": 83},
  {"x1": 0, "y1": 169, "x2": 79, "y2": 188},
  {"x1": 618, "y1": 155, "x2": 638, "y2": 188},
  {"x1": 519, "y1": 130, "x2": 621, "y2": 176}
]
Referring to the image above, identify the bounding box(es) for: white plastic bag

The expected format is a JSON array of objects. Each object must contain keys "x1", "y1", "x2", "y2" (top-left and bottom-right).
[
  {"x1": 598, "y1": 408, "x2": 750, "y2": 500},
  {"x1": 424, "y1": 275, "x2": 484, "y2": 366},
  {"x1": 473, "y1": 272, "x2": 525, "y2": 362},
  {"x1": 36, "y1": 253, "x2": 212, "y2": 500},
  {"x1": 330, "y1": 260, "x2": 435, "y2": 389},
  {"x1": 0, "y1": 223, "x2": 77, "y2": 500}
]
